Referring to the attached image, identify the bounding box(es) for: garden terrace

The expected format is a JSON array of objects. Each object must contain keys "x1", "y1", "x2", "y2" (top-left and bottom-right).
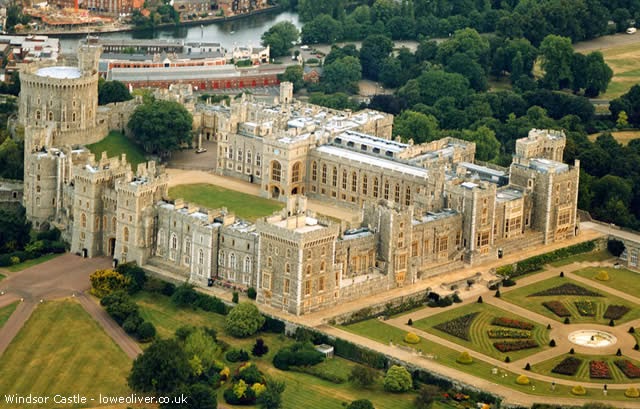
[
  {"x1": 502, "y1": 277, "x2": 640, "y2": 324},
  {"x1": 414, "y1": 303, "x2": 548, "y2": 361},
  {"x1": 572, "y1": 267, "x2": 640, "y2": 298},
  {"x1": 533, "y1": 353, "x2": 640, "y2": 384}
]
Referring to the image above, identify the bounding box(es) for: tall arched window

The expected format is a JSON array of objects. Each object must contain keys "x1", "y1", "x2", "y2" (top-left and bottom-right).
[
  {"x1": 72, "y1": 112, "x2": 76, "y2": 122},
  {"x1": 244, "y1": 256, "x2": 251, "y2": 273},
  {"x1": 306, "y1": 265, "x2": 311, "y2": 275},
  {"x1": 395, "y1": 184, "x2": 400, "y2": 203},
  {"x1": 342, "y1": 170, "x2": 347, "y2": 189},
  {"x1": 185, "y1": 239, "x2": 191, "y2": 255},
  {"x1": 285, "y1": 263, "x2": 290, "y2": 274},
  {"x1": 47, "y1": 111, "x2": 53, "y2": 121},
  {"x1": 291, "y1": 162, "x2": 301, "y2": 183},
  {"x1": 219, "y1": 250, "x2": 225, "y2": 266},
  {"x1": 81, "y1": 213, "x2": 87, "y2": 228},
  {"x1": 237, "y1": 148, "x2": 243, "y2": 161},
  {"x1": 332, "y1": 167, "x2": 337, "y2": 187},
  {"x1": 256, "y1": 153, "x2": 261, "y2": 167},
  {"x1": 362, "y1": 175, "x2": 368, "y2": 195},
  {"x1": 229, "y1": 253, "x2": 236, "y2": 269},
  {"x1": 405, "y1": 186, "x2": 412, "y2": 206},
  {"x1": 95, "y1": 216, "x2": 100, "y2": 230},
  {"x1": 171, "y1": 234, "x2": 177, "y2": 249},
  {"x1": 351, "y1": 172, "x2": 357, "y2": 192},
  {"x1": 199, "y1": 249, "x2": 204, "y2": 264},
  {"x1": 246, "y1": 150, "x2": 252, "y2": 164},
  {"x1": 169, "y1": 233, "x2": 178, "y2": 261},
  {"x1": 112, "y1": 217, "x2": 117, "y2": 233},
  {"x1": 373, "y1": 177, "x2": 379, "y2": 198},
  {"x1": 312, "y1": 161, "x2": 317, "y2": 181},
  {"x1": 267, "y1": 256, "x2": 273, "y2": 267},
  {"x1": 124, "y1": 227, "x2": 129, "y2": 242},
  {"x1": 384, "y1": 181, "x2": 390, "y2": 200},
  {"x1": 320, "y1": 261, "x2": 326, "y2": 271},
  {"x1": 271, "y1": 161, "x2": 282, "y2": 182},
  {"x1": 322, "y1": 164, "x2": 327, "y2": 184}
]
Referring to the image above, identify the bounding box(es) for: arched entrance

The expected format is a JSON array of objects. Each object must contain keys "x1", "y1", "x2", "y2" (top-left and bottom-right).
[
  {"x1": 108, "y1": 238, "x2": 116, "y2": 256},
  {"x1": 271, "y1": 186, "x2": 280, "y2": 199},
  {"x1": 291, "y1": 187, "x2": 298, "y2": 195}
]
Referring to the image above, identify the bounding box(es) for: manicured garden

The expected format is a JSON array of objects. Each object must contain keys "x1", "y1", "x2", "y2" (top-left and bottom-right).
[
  {"x1": 572, "y1": 266, "x2": 640, "y2": 298},
  {"x1": 413, "y1": 302, "x2": 549, "y2": 361},
  {"x1": 5, "y1": 253, "x2": 63, "y2": 272},
  {"x1": 86, "y1": 131, "x2": 147, "y2": 167},
  {"x1": 0, "y1": 300, "x2": 18, "y2": 328},
  {"x1": 168, "y1": 183, "x2": 284, "y2": 222},
  {"x1": 0, "y1": 300, "x2": 132, "y2": 407},
  {"x1": 549, "y1": 249, "x2": 613, "y2": 267},
  {"x1": 532, "y1": 353, "x2": 640, "y2": 384},
  {"x1": 501, "y1": 276, "x2": 640, "y2": 324}
]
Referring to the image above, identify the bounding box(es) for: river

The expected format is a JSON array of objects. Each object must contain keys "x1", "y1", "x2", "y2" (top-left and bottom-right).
[{"x1": 58, "y1": 11, "x2": 301, "y2": 54}]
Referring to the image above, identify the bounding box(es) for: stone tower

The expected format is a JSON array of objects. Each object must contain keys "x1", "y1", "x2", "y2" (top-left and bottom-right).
[{"x1": 279, "y1": 81, "x2": 293, "y2": 105}]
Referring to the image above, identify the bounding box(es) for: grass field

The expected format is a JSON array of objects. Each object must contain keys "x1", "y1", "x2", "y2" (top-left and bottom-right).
[
  {"x1": 588, "y1": 131, "x2": 640, "y2": 146},
  {"x1": 0, "y1": 299, "x2": 132, "y2": 408},
  {"x1": 0, "y1": 301, "x2": 18, "y2": 328},
  {"x1": 87, "y1": 131, "x2": 147, "y2": 167},
  {"x1": 413, "y1": 302, "x2": 549, "y2": 361},
  {"x1": 340, "y1": 319, "x2": 632, "y2": 400},
  {"x1": 134, "y1": 291, "x2": 416, "y2": 409},
  {"x1": 549, "y1": 250, "x2": 614, "y2": 267},
  {"x1": 5, "y1": 253, "x2": 63, "y2": 273},
  {"x1": 168, "y1": 184, "x2": 283, "y2": 222},
  {"x1": 597, "y1": 42, "x2": 640, "y2": 100},
  {"x1": 501, "y1": 276, "x2": 640, "y2": 324},
  {"x1": 572, "y1": 266, "x2": 640, "y2": 298},
  {"x1": 0, "y1": 272, "x2": 4, "y2": 281},
  {"x1": 532, "y1": 353, "x2": 640, "y2": 384}
]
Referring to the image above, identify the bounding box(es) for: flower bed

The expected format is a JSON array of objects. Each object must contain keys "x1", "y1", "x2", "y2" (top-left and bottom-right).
[
  {"x1": 574, "y1": 300, "x2": 597, "y2": 316},
  {"x1": 491, "y1": 317, "x2": 534, "y2": 330},
  {"x1": 552, "y1": 357, "x2": 583, "y2": 376},
  {"x1": 615, "y1": 360, "x2": 640, "y2": 379},
  {"x1": 542, "y1": 301, "x2": 571, "y2": 317},
  {"x1": 433, "y1": 312, "x2": 479, "y2": 341},
  {"x1": 493, "y1": 339, "x2": 538, "y2": 352},
  {"x1": 529, "y1": 283, "x2": 603, "y2": 297},
  {"x1": 487, "y1": 328, "x2": 532, "y2": 339},
  {"x1": 603, "y1": 305, "x2": 630, "y2": 320},
  {"x1": 589, "y1": 360, "x2": 612, "y2": 379}
]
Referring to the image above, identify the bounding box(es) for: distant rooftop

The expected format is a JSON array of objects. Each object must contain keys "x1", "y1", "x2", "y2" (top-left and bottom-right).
[
  {"x1": 529, "y1": 158, "x2": 569, "y2": 174},
  {"x1": 36, "y1": 66, "x2": 81, "y2": 79},
  {"x1": 315, "y1": 145, "x2": 429, "y2": 178}
]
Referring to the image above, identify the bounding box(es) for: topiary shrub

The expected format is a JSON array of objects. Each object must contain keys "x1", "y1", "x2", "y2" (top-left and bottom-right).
[
  {"x1": 504, "y1": 356, "x2": 511, "y2": 363},
  {"x1": 252, "y1": 338, "x2": 269, "y2": 357},
  {"x1": 629, "y1": 327, "x2": 636, "y2": 334},
  {"x1": 232, "y1": 291, "x2": 239, "y2": 303},
  {"x1": 559, "y1": 271, "x2": 564, "y2": 277},
  {"x1": 407, "y1": 318, "x2": 413, "y2": 326},
  {"x1": 571, "y1": 385, "x2": 586, "y2": 396},
  {"x1": 495, "y1": 289, "x2": 501, "y2": 298},
  {"x1": 549, "y1": 339, "x2": 556, "y2": 347},
  {"x1": 456, "y1": 351, "x2": 473, "y2": 364},
  {"x1": 635, "y1": 343, "x2": 640, "y2": 351},
  {"x1": 564, "y1": 317, "x2": 570, "y2": 324},
  {"x1": 502, "y1": 278, "x2": 516, "y2": 287},
  {"x1": 477, "y1": 296, "x2": 483, "y2": 303},
  {"x1": 595, "y1": 270, "x2": 610, "y2": 281},
  {"x1": 516, "y1": 374, "x2": 530, "y2": 385},
  {"x1": 383, "y1": 365, "x2": 412, "y2": 393},
  {"x1": 247, "y1": 287, "x2": 257, "y2": 300},
  {"x1": 547, "y1": 323, "x2": 552, "y2": 330},
  {"x1": 570, "y1": 348, "x2": 575, "y2": 354},
  {"x1": 404, "y1": 332, "x2": 420, "y2": 344},
  {"x1": 625, "y1": 387, "x2": 640, "y2": 398},
  {"x1": 524, "y1": 363, "x2": 531, "y2": 371},
  {"x1": 617, "y1": 348, "x2": 622, "y2": 357},
  {"x1": 609, "y1": 319, "x2": 616, "y2": 327}
]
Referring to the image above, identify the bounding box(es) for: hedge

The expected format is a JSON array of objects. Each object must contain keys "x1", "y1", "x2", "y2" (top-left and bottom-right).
[
  {"x1": 0, "y1": 240, "x2": 67, "y2": 267},
  {"x1": 508, "y1": 240, "x2": 596, "y2": 279}
]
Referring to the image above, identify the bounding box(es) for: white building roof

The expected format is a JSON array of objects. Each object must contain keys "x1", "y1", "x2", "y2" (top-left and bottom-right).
[{"x1": 36, "y1": 66, "x2": 81, "y2": 79}]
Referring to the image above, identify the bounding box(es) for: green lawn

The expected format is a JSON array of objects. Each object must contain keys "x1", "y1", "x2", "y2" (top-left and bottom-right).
[
  {"x1": 532, "y1": 353, "x2": 640, "y2": 384},
  {"x1": 0, "y1": 272, "x2": 4, "y2": 281},
  {"x1": 87, "y1": 131, "x2": 147, "y2": 167},
  {"x1": 413, "y1": 302, "x2": 549, "y2": 361},
  {"x1": 168, "y1": 184, "x2": 283, "y2": 222},
  {"x1": 339, "y1": 319, "x2": 632, "y2": 401},
  {"x1": 0, "y1": 299, "x2": 132, "y2": 408},
  {"x1": 549, "y1": 250, "x2": 614, "y2": 267},
  {"x1": 572, "y1": 267, "x2": 640, "y2": 298},
  {"x1": 0, "y1": 301, "x2": 18, "y2": 328},
  {"x1": 501, "y1": 276, "x2": 640, "y2": 324},
  {"x1": 6, "y1": 253, "x2": 63, "y2": 272}
]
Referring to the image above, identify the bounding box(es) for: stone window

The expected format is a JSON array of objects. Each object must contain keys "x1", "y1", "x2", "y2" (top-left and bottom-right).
[
  {"x1": 405, "y1": 186, "x2": 411, "y2": 206},
  {"x1": 112, "y1": 217, "x2": 117, "y2": 233},
  {"x1": 394, "y1": 184, "x2": 400, "y2": 203},
  {"x1": 271, "y1": 161, "x2": 282, "y2": 182},
  {"x1": 476, "y1": 231, "x2": 490, "y2": 247},
  {"x1": 291, "y1": 162, "x2": 301, "y2": 183},
  {"x1": 312, "y1": 161, "x2": 317, "y2": 181},
  {"x1": 185, "y1": 239, "x2": 191, "y2": 257},
  {"x1": 332, "y1": 167, "x2": 337, "y2": 187},
  {"x1": 320, "y1": 261, "x2": 326, "y2": 272},
  {"x1": 228, "y1": 147, "x2": 233, "y2": 159},
  {"x1": 351, "y1": 172, "x2": 357, "y2": 193},
  {"x1": 244, "y1": 256, "x2": 252, "y2": 273},
  {"x1": 411, "y1": 241, "x2": 418, "y2": 257},
  {"x1": 219, "y1": 251, "x2": 225, "y2": 266},
  {"x1": 94, "y1": 216, "x2": 99, "y2": 230},
  {"x1": 318, "y1": 277, "x2": 325, "y2": 292},
  {"x1": 285, "y1": 263, "x2": 291, "y2": 274},
  {"x1": 229, "y1": 253, "x2": 236, "y2": 269},
  {"x1": 81, "y1": 213, "x2": 87, "y2": 228},
  {"x1": 237, "y1": 148, "x2": 243, "y2": 162},
  {"x1": 36, "y1": 110, "x2": 41, "y2": 120},
  {"x1": 362, "y1": 175, "x2": 368, "y2": 195},
  {"x1": 262, "y1": 272, "x2": 271, "y2": 290},
  {"x1": 384, "y1": 181, "x2": 390, "y2": 200},
  {"x1": 557, "y1": 208, "x2": 571, "y2": 226},
  {"x1": 373, "y1": 177, "x2": 379, "y2": 198},
  {"x1": 342, "y1": 170, "x2": 347, "y2": 189},
  {"x1": 267, "y1": 256, "x2": 273, "y2": 267},
  {"x1": 246, "y1": 150, "x2": 252, "y2": 164},
  {"x1": 304, "y1": 280, "x2": 311, "y2": 296},
  {"x1": 321, "y1": 164, "x2": 327, "y2": 184},
  {"x1": 283, "y1": 278, "x2": 290, "y2": 294},
  {"x1": 48, "y1": 111, "x2": 53, "y2": 121},
  {"x1": 306, "y1": 265, "x2": 311, "y2": 275},
  {"x1": 256, "y1": 153, "x2": 261, "y2": 167},
  {"x1": 437, "y1": 236, "x2": 448, "y2": 253},
  {"x1": 286, "y1": 249, "x2": 291, "y2": 258},
  {"x1": 170, "y1": 233, "x2": 178, "y2": 261},
  {"x1": 124, "y1": 227, "x2": 129, "y2": 242}
]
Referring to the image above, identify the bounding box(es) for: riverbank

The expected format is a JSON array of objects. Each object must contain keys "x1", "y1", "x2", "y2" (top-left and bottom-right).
[{"x1": 19, "y1": 5, "x2": 282, "y2": 37}]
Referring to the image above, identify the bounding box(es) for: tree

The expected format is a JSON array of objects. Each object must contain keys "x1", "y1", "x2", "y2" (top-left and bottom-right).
[
  {"x1": 459, "y1": 126, "x2": 500, "y2": 162},
  {"x1": 128, "y1": 339, "x2": 191, "y2": 394},
  {"x1": 617, "y1": 111, "x2": 629, "y2": 128},
  {"x1": 301, "y1": 14, "x2": 343, "y2": 44},
  {"x1": 261, "y1": 22, "x2": 299, "y2": 57},
  {"x1": 0, "y1": 205, "x2": 30, "y2": 253},
  {"x1": 90, "y1": 269, "x2": 131, "y2": 298},
  {"x1": 379, "y1": 57, "x2": 404, "y2": 88},
  {"x1": 224, "y1": 302, "x2": 266, "y2": 338},
  {"x1": 582, "y1": 51, "x2": 613, "y2": 97},
  {"x1": 383, "y1": 365, "x2": 412, "y2": 393},
  {"x1": 348, "y1": 365, "x2": 378, "y2": 388},
  {"x1": 183, "y1": 328, "x2": 221, "y2": 376},
  {"x1": 347, "y1": 399, "x2": 375, "y2": 409},
  {"x1": 278, "y1": 65, "x2": 304, "y2": 92},
  {"x1": 436, "y1": 28, "x2": 490, "y2": 69},
  {"x1": 116, "y1": 262, "x2": 147, "y2": 294},
  {"x1": 393, "y1": 110, "x2": 439, "y2": 143},
  {"x1": 136, "y1": 321, "x2": 156, "y2": 342},
  {"x1": 160, "y1": 383, "x2": 217, "y2": 409},
  {"x1": 98, "y1": 80, "x2": 133, "y2": 105},
  {"x1": 252, "y1": 338, "x2": 269, "y2": 357},
  {"x1": 0, "y1": 137, "x2": 23, "y2": 179},
  {"x1": 359, "y1": 35, "x2": 394, "y2": 80},
  {"x1": 322, "y1": 56, "x2": 362, "y2": 94},
  {"x1": 539, "y1": 35, "x2": 574, "y2": 90},
  {"x1": 128, "y1": 100, "x2": 193, "y2": 158},
  {"x1": 445, "y1": 53, "x2": 488, "y2": 91},
  {"x1": 414, "y1": 384, "x2": 441, "y2": 409},
  {"x1": 257, "y1": 378, "x2": 286, "y2": 409}
]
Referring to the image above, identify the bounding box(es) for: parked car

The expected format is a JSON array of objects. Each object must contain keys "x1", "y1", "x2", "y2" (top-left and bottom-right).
[{"x1": 195, "y1": 148, "x2": 207, "y2": 153}]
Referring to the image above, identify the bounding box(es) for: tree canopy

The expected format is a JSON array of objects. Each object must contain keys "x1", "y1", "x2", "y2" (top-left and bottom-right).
[
  {"x1": 128, "y1": 339, "x2": 191, "y2": 394},
  {"x1": 383, "y1": 365, "x2": 412, "y2": 393},
  {"x1": 261, "y1": 22, "x2": 300, "y2": 57},
  {"x1": 98, "y1": 80, "x2": 133, "y2": 105},
  {"x1": 224, "y1": 302, "x2": 266, "y2": 338},
  {"x1": 128, "y1": 99, "x2": 193, "y2": 158}
]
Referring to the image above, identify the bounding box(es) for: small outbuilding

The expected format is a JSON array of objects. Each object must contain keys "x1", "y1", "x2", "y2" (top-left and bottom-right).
[{"x1": 314, "y1": 344, "x2": 334, "y2": 358}]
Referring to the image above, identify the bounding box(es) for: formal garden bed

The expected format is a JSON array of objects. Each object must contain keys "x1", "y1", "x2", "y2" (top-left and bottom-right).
[
  {"x1": 529, "y1": 283, "x2": 603, "y2": 297},
  {"x1": 615, "y1": 360, "x2": 640, "y2": 378},
  {"x1": 432, "y1": 312, "x2": 479, "y2": 341},
  {"x1": 543, "y1": 300, "x2": 572, "y2": 317},
  {"x1": 589, "y1": 360, "x2": 612, "y2": 379},
  {"x1": 534, "y1": 353, "x2": 640, "y2": 383},
  {"x1": 574, "y1": 300, "x2": 597, "y2": 316},
  {"x1": 552, "y1": 357, "x2": 584, "y2": 376},
  {"x1": 603, "y1": 305, "x2": 630, "y2": 320}
]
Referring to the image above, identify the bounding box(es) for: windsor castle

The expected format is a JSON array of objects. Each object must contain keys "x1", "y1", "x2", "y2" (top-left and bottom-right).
[{"x1": 18, "y1": 44, "x2": 580, "y2": 315}]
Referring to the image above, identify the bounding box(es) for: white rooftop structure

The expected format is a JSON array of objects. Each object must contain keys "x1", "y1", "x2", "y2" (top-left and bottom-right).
[{"x1": 36, "y1": 66, "x2": 81, "y2": 79}]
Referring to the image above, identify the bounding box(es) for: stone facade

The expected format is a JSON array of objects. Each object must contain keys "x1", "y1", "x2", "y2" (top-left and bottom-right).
[{"x1": 20, "y1": 51, "x2": 581, "y2": 315}]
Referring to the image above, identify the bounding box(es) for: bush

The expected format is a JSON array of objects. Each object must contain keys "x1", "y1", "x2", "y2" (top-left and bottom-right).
[
  {"x1": 608, "y1": 238, "x2": 625, "y2": 257},
  {"x1": 262, "y1": 315, "x2": 286, "y2": 334},
  {"x1": 235, "y1": 362, "x2": 264, "y2": 384},
  {"x1": 404, "y1": 332, "x2": 420, "y2": 344},
  {"x1": 383, "y1": 365, "x2": 412, "y2": 393},
  {"x1": 549, "y1": 339, "x2": 556, "y2": 347},
  {"x1": 223, "y1": 381, "x2": 257, "y2": 405},
  {"x1": 516, "y1": 374, "x2": 530, "y2": 385},
  {"x1": 232, "y1": 291, "x2": 239, "y2": 303},
  {"x1": 495, "y1": 290, "x2": 501, "y2": 298},
  {"x1": 456, "y1": 351, "x2": 473, "y2": 364},
  {"x1": 525, "y1": 363, "x2": 531, "y2": 370},
  {"x1": 625, "y1": 387, "x2": 640, "y2": 398},
  {"x1": 504, "y1": 356, "x2": 511, "y2": 363},
  {"x1": 226, "y1": 349, "x2": 250, "y2": 363},
  {"x1": 252, "y1": 338, "x2": 269, "y2": 357},
  {"x1": 136, "y1": 321, "x2": 156, "y2": 342},
  {"x1": 346, "y1": 399, "x2": 374, "y2": 409},
  {"x1": 564, "y1": 317, "x2": 571, "y2": 324},
  {"x1": 122, "y1": 314, "x2": 143, "y2": 334},
  {"x1": 609, "y1": 319, "x2": 615, "y2": 327},
  {"x1": 116, "y1": 262, "x2": 147, "y2": 294},
  {"x1": 502, "y1": 278, "x2": 516, "y2": 287},
  {"x1": 570, "y1": 348, "x2": 575, "y2": 354},
  {"x1": 90, "y1": 269, "x2": 131, "y2": 298},
  {"x1": 571, "y1": 385, "x2": 586, "y2": 396},
  {"x1": 407, "y1": 318, "x2": 413, "y2": 326},
  {"x1": 349, "y1": 365, "x2": 378, "y2": 388},
  {"x1": 225, "y1": 302, "x2": 265, "y2": 338},
  {"x1": 477, "y1": 296, "x2": 483, "y2": 303},
  {"x1": 595, "y1": 270, "x2": 610, "y2": 281},
  {"x1": 272, "y1": 342, "x2": 325, "y2": 370},
  {"x1": 630, "y1": 327, "x2": 636, "y2": 334},
  {"x1": 247, "y1": 287, "x2": 257, "y2": 300},
  {"x1": 171, "y1": 284, "x2": 199, "y2": 307}
]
